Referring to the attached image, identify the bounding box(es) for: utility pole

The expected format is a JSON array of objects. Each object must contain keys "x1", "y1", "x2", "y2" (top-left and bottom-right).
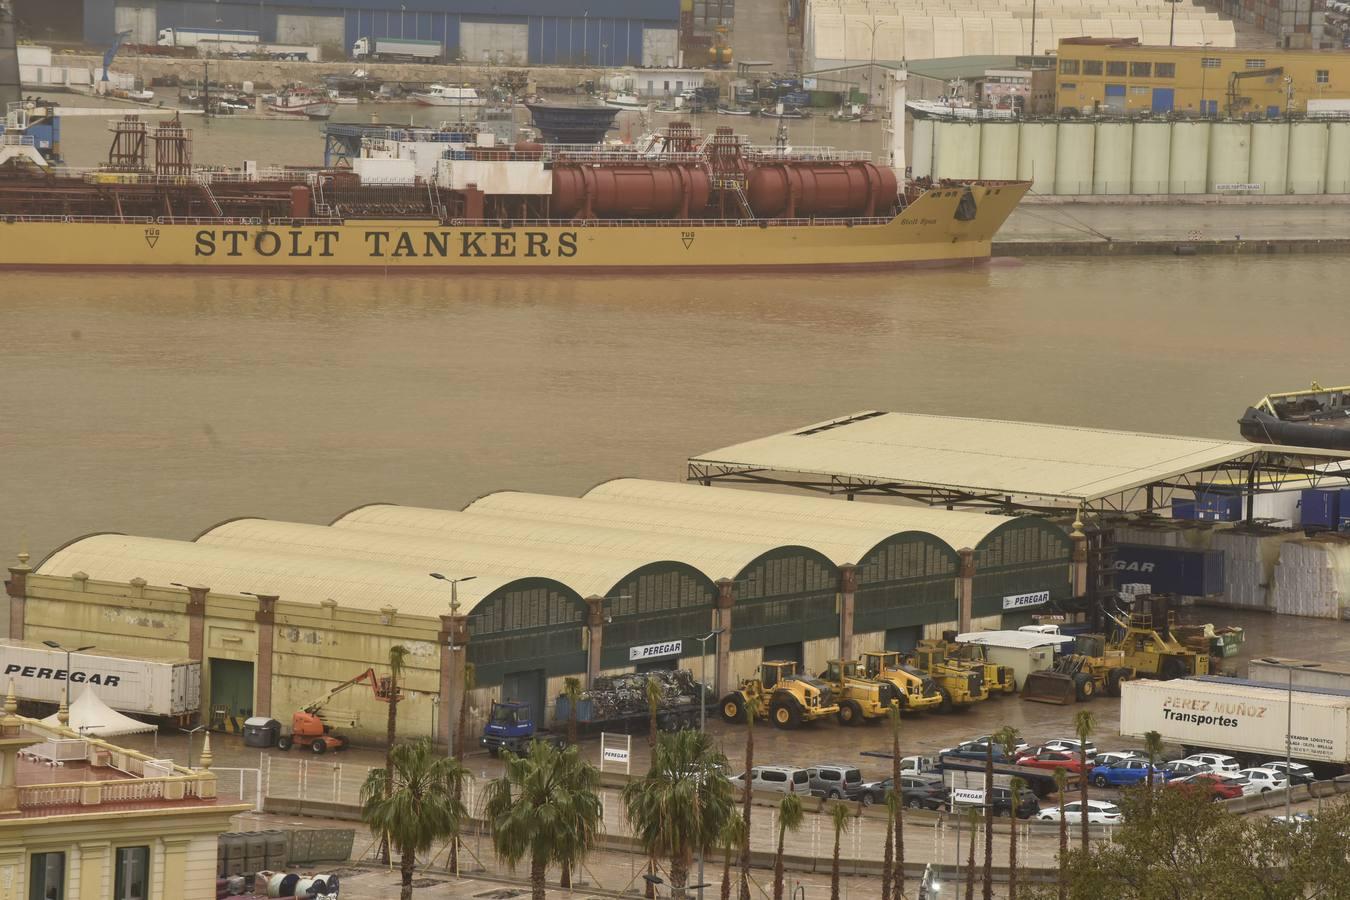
[
  {"x1": 0, "y1": 0, "x2": 20, "y2": 110},
  {"x1": 1168, "y1": 0, "x2": 1179, "y2": 47}
]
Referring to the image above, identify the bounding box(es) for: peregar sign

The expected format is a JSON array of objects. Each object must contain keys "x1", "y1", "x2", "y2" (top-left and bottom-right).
[
  {"x1": 1003, "y1": 590, "x2": 1050, "y2": 611},
  {"x1": 629, "y1": 640, "x2": 683, "y2": 662}
]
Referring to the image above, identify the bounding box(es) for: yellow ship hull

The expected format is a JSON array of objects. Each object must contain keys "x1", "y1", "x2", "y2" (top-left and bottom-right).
[{"x1": 0, "y1": 182, "x2": 1028, "y2": 271}]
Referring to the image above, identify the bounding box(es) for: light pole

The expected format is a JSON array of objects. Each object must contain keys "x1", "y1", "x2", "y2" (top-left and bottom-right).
[
  {"x1": 42, "y1": 640, "x2": 95, "y2": 725},
  {"x1": 180, "y1": 724, "x2": 207, "y2": 768},
  {"x1": 1030, "y1": 0, "x2": 1037, "y2": 57},
  {"x1": 694, "y1": 628, "x2": 724, "y2": 900},
  {"x1": 1259, "y1": 658, "x2": 1320, "y2": 823},
  {"x1": 1168, "y1": 0, "x2": 1180, "y2": 47},
  {"x1": 1198, "y1": 41, "x2": 1214, "y2": 115},
  {"x1": 430, "y1": 573, "x2": 477, "y2": 755},
  {"x1": 429, "y1": 572, "x2": 477, "y2": 615}
]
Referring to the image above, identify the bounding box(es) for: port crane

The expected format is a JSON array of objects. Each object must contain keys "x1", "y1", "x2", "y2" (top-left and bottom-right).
[
  {"x1": 277, "y1": 667, "x2": 401, "y2": 753},
  {"x1": 98, "y1": 30, "x2": 134, "y2": 92}
]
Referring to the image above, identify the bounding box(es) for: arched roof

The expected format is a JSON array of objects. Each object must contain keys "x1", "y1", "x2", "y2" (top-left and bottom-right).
[
  {"x1": 585, "y1": 478, "x2": 1027, "y2": 549},
  {"x1": 196, "y1": 518, "x2": 714, "y2": 599},
  {"x1": 464, "y1": 489, "x2": 956, "y2": 567},
  {"x1": 36, "y1": 533, "x2": 575, "y2": 619},
  {"x1": 333, "y1": 504, "x2": 837, "y2": 582}
]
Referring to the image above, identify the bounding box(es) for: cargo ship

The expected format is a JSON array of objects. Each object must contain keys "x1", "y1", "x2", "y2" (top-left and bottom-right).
[{"x1": 0, "y1": 110, "x2": 1029, "y2": 272}]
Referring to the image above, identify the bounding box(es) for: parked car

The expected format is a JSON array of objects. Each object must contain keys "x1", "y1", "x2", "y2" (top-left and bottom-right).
[
  {"x1": 1038, "y1": 799, "x2": 1123, "y2": 825},
  {"x1": 1093, "y1": 750, "x2": 1148, "y2": 768},
  {"x1": 1017, "y1": 749, "x2": 1089, "y2": 775},
  {"x1": 1181, "y1": 753, "x2": 1241, "y2": 774},
  {"x1": 808, "y1": 764, "x2": 865, "y2": 800},
  {"x1": 952, "y1": 785, "x2": 1040, "y2": 819},
  {"x1": 1089, "y1": 758, "x2": 1167, "y2": 788},
  {"x1": 729, "y1": 765, "x2": 813, "y2": 795},
  {"x1": 1262, "y1": 761, "x2": 1316, "y2": 785},
  {"x1": 1159, "y1": 760, "x2": 1206, "y2": 779},
  {"x1": 939, "y1": 736, "x2": 1026, "y2": 761},
  {"x1": 857, "y1": 775, "x2": 948, "y2": 810},
  {"x1": 1166, "y1": 773, "x2": 1244, "y2": 801},
  {"x1": 1039, "y1": 738, "x2": 1098, "y2": 759},
  {"x1": 1236, "y1": 767, "x2": 1288, "y2": 794},
  {"x1": 1271, "y1": 812, "x2": 1315, "y2": 832}
]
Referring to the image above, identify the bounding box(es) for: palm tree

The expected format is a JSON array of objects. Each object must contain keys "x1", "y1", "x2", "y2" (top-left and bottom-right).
[
  {"x1": 484, "y1": 739, "x2": 604, "y2": 900},
  {"x1": 882, "y1": 792, "x2": 897, "y2": 900},
  {"x1": 774, "y1": 793, "x2": 804, "y2": 900},
  {"x1": 720, "y1": 811, "x2": 747, "y2": 900},
  {"x1": 647, "y1": 675, "x2": 664, "y2": 747},
  {"x1": 990, "y1": 727, "x2": 1022, "y2": 900},
  {"x1": 1053, "y1": 766, "x2": 1067, "y2": 900},
  {"x1": 739, "y1": 701, "x2": 755, "y2": 900},
  {"x1": 563, "y1": 676, "x2": 582, "y2": 745},
  {"x1": 380, "y1": 644, "x2": 409, "y2": 865},
  {"x1": 360, "y1": 739, "x2": 467, "y2": 900},
  {"x1": 889, "y1": 703, "x2": 904, "y2": 899},
  {"x1": 1007, "y1": 775, "x2": 1026, "y2": 900},
  {"x1": 829, "y1": 802, "x2": 852, "y2": 900},
  {"x1": 964, "y1": 805, "x2": 978, "y2": 900},
  {"x1": 1144, "y1": 729, "x2": 1163, "y2": 817},
  {"x1": 1074, "y1": 709, "x2": 1096, "y2": 854},
  {"x1": 449, "y1": 660, "x2": 475, "y2": 874},
  {"x1": 622, "y1": 728, "x2": 736, "y2": 899}
]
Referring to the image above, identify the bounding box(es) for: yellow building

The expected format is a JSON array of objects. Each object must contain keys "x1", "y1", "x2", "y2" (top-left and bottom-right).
[
  {"x1": 0, "y1": 685, "x2": 246, "y2": 900},
  {"x1": 1055, "y1": 38, "x2": 1350, "y2": 117}
]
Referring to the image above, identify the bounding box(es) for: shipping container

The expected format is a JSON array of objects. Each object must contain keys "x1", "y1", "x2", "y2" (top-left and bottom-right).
[
  {"x1": 0, "y1": 640, "x2": 200, "y2": 718},
  {"x1": 1119, "y1": 677, "x2": 1350, "y2": 765},
  {"x1": 1171, "y1": 499, "x2": 1197, "y2": 520},
  {"x1": 1248, "y1": 657, "x2": 1350, "y2": 693},
  {"x1": 1113, "y1": 543, "x2": 1225, "y2": 597},
  {"x1": 1300, "y1": 489, "x2": 1340, "y2": 528}
]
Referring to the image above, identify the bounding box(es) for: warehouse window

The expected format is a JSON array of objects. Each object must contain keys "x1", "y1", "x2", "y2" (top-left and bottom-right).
[
  {"x1": 1201, "y1": 57, "x2": 1221, "y2": 68},
  {"x1": 1083, "y1": 60, "x2": 1103, "y2": 75},
  {"x1": 1131, "y1": 86, "x2": 1150, "y2": 95},
  {"x1": 1317, "y1": 69, "x2": 1330, "y2": 84},
  {"x1": 29, "y1": 853, "x2": 65, "y2": 900},
  {"x1": 1059, "y1": 59, "x2": 1080, "y2": 75},
  {"x1": 1155, "y1": 62, "x2": 1176, "y2": 78},
  {"x1": 1245, "y1": 58, "x2": 1266, "y2": 69},
  {"x1": 1059, "y1": 82, "x2": 1077, "y2": 91},
  {"x1": 1106, "y1": 61, "x2": 1127, "y2": 76},
  {"x1": 1130, "y1": 62, "x2": 1152, "y2": 77}
]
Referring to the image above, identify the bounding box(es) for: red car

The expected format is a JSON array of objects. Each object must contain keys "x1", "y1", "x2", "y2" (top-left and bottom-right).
[
  {"x1": 1166, "y1": 773, "x2": 1243, "y2": 801},
  {"x1": 1017, "y1": 749, "x2": 1088, "y2": 775}
]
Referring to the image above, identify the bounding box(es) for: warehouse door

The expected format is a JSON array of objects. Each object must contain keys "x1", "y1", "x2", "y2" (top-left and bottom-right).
[
  {"x1": 1151, "y1": 88, "x2": 1174, "y2": 113},
  {"x1": 1105, "y1": 84, "x2": 1126, "y2": 113},
  {"x1": 209, "y1": 659, "x2": 254, "y2": 728},
  {"x1": 884, "y1": 626, "x2": 922, "y2": 653},
  {"x1": 761, "y1": 642, "x2": 804, "y2": 672},
  {"x1": 502, "y1": 669, "x2": 547, "y2": 725}
]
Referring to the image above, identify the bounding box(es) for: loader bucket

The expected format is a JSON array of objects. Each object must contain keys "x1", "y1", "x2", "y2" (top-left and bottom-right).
[{"x1": 1022, "y1": 670, "x2": 1077, "y2": 705}]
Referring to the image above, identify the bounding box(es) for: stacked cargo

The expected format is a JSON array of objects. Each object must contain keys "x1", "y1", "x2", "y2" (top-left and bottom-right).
[
  {"x1": 1270, "y1": 535, "x2": 1350, "y2": 618},
  {"x1": 1210, "y1": 528, "x2": 1303, "y2": 610}
]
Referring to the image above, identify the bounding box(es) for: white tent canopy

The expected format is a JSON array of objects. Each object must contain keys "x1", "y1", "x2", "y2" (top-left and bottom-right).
[
  {"x1": 956, "y1": 629, "x2": 1076, "y2": 649},
  {"x1": 41, "y1": 688, "x2": 157, "y2": 737}
]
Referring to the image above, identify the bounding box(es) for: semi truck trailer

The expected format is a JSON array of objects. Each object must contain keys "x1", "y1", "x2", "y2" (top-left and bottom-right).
[
  {"x1": 158, "y1": 27, "x2": 260, "y2": 48},
  {"x1": 352, "y1": 37, "x2": 442, "y2": 62},
  {"x1": 1120, "y1": 676, "x2": 1350, "y2": 771},
  {"x1": 0, "y1": 639, "x2": 200, "y2": 719}
]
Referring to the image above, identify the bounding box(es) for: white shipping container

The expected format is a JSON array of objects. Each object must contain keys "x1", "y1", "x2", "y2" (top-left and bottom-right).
[
  {"x1": 1248, "y1": 657, "x2": 1350, "y2": 693},
  {"x1": 0, "y1": 640, "x2": 200, "y2": 718},
  {"x1": 1119, "y1": 677, "x2": 1350, "y2": 764}
]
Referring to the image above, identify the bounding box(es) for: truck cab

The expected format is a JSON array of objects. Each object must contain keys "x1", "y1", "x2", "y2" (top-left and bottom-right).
[{"x1": 480, "y1": 700, "x2": 563, "y2": 757}]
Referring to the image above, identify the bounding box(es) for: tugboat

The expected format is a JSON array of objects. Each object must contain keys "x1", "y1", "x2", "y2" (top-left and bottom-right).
[{"x1": 1238, "y1": 382, "x2": 1350, "y2": 450}]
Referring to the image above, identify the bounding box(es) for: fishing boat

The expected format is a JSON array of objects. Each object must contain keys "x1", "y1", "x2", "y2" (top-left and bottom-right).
[
  {"x1": 410, "y1": 84, "x2": 485, "y2": 107},
  {"x1": 604, "y1": 93, "x2": 646, "y2": 110},
  {"x1": 716, "y1": 104, "x2": 754, "y2": 116},
  {"x1": 905, "y1": 99, "x2": 1016, "y2": 120},
  {"x1": 760, "y1": 104, "x2": 805, "y2": 120},
  {"x1": 268, "y1": 88, "x2": 335, "y2": 119},
  {"x1": 1238, "y1": 383, "x2": 1350, "y2": 450},
  {"x1": 0, "y1": 113, "x2": 1031, "y2": 273}
]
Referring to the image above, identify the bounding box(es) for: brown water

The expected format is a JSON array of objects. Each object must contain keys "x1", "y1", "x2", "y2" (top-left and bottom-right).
[{"x1": 2, "y1": 251, "x2": 1343, "y2": 562}]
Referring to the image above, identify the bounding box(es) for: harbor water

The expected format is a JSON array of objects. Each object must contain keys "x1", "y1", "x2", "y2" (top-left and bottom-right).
[{"x1": 2, "y1": 252, "x2": 1345, "y2": 560}]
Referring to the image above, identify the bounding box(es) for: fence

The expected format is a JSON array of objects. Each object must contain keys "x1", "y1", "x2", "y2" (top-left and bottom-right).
[{"x1": 215, "y1": 766, "x2": 264, "y2": 813}]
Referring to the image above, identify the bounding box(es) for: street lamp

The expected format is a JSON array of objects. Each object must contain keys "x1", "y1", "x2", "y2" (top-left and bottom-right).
[
  {"x1": 180, "y1": 724, "x2": 207, "y2": 768},
  {"x1": 42, "y1": 640, "x2": 95, "y2": 725},
  {"x1": 1259, "y1": 658, "x2": 1320, "y2": 823},
  {"x1": 429, "y1": 573, "x2": 477, "y2": 616},
  {"x1": 694, "y1": 627, "x2": 724, "y2": 900},
  {"x1": 1167, "y1": 0, "x2": 1181, "y2": 47}
]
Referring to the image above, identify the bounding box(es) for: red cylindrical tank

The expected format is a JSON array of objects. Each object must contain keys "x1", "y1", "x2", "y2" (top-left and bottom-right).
[
  {"x1": 289, "y1": 184, "x2": 312, "y2": 219},
  {"x1": 746, "y1": 162, "x2": 898, "y2": 218},
  {"x1": 513, "y1": 141, "x2": 544, "y2": 160},
  {"x1": 551, "y1": 165, "x2": 711, "y2": 219}
]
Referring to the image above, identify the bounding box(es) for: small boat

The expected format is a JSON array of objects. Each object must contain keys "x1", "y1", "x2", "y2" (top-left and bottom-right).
[
  {"x1": 126, "y1": 89, "x2": 156, "y2": 102},
  {"x1": 905, "y1": 98, "x2": 1016, "y2": 120},
  {"x1": 327, "y1": 91, "x2": 359, "y2": 105},
  {"x1": 1239, "y1": 382, "x2": 1350, "y2": 450},
  {"x1": 411, "y1": 84, "x2": 485, "y2": 107},
  {"x1": 760, "y1": 103, "x2": 805, "y2": 119},
  {"x1": 716, "y1": 104, "x2": 753, "y2": 116},
  {"x1": 605, "y1": 93, "x2": 646, "y2": 110},
  {"x1": 269, "y1": 88, "x2": 334, "y2": 119}
]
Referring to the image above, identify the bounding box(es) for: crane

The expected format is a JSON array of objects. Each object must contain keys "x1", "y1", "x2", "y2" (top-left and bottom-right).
[
  {"x1": 99, "y1": 29, "x2": 133, "y2": 91},
  {"x1": 277, "y1": 667, "x2": 401, "y2": 753},
  {"x1": 1226, "y1": 66, "x2": 1284, "y2": 118}
]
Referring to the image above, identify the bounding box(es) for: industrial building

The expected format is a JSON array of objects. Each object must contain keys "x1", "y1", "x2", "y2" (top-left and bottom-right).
[
  {"x1": 1056, "y1": 37, "x2": 1350, "y2": 116},
  {"x1": 5, "y1": 479, "x2": 1074, "y2": 747},
  {"x1": 83, "y1": 0, "x2": 681, "y2": 67}
]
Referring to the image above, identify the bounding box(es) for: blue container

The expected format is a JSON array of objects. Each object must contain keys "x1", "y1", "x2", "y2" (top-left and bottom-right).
[
  {"x1": 1171, "y1": 499, "x2": 1197, "y2": 520},
  {"x1": 1191, "y1": 489, "x2": 1242, "y2": 522},
  {"x1": 1300, "y1": 489, "x2": 1341, "y2": 528},
  {"x1": 1113, "y1": 544, "x2": 1226, "y2": 597}
]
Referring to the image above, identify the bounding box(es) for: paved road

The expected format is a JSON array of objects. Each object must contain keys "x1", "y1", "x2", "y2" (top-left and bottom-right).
[{"x1": 733, "y1": 0, "x2": 793, "y2": 72}]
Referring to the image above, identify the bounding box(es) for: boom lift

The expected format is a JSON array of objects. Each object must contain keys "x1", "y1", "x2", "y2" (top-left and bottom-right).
[{"x1": 277, "y1": 668, "x2": 399, "y2": 753}]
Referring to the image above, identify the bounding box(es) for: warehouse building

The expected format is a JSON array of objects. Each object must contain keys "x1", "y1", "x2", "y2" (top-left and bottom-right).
[
  {"x1": 7, "y1": 481, "x2": 1073, "y2": 747},
  {"x1": 84, "y1": 0, "x2": 681, "y2": 67}
]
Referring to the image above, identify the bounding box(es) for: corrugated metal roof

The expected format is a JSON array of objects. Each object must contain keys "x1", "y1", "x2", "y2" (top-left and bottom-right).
[
  {"x1": 584, "y1": 478, "x2": 1016, "y2": 549},
  {"x1": 36, "y1": 533, "x2": 550, "y2": 618},
  {"x1": 334, "y1": 504, "x2": 829, "y2": 580},
  {"x1": 197, "y1": 518, "x2": 698, "y2": 598},
  {"x1": 687, "y1": 411, "x2": 1350, "y2": 506}
]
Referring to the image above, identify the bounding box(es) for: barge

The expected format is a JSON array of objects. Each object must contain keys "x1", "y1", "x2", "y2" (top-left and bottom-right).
[{"x1": 0, "y1": 110, "x2": 1029, "y2": 272}]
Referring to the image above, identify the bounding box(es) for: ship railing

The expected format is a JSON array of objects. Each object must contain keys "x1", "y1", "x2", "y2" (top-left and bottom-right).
[
  {"x1": 0, "y1": 214, "x2": 894, "y2": 227},
  {"x1": 746, "y1": 147, "x2": 873, "y2": 161},
  {"x1": 0, "y1": 133, "x2": 35, "y2": 147},
  {"x1": 542, "y1": 149, "x2": 708, "y2": 164}
]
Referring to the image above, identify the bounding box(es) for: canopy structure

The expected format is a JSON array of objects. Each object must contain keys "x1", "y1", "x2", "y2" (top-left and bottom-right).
[
  {"x1": 687, "y1": 410, "x2": 1350, "y2": 515},
  {"x1": 955, "y1": 630, "x2": 1076, "y2": 649},
  {"x1": 41, "y1": 688, "x2": 156, "y2": 737}
]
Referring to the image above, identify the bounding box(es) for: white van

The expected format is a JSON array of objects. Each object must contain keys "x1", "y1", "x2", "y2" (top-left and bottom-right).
[{"x1": 728, "y1": 765, "x2": 813, "y2": 795}]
